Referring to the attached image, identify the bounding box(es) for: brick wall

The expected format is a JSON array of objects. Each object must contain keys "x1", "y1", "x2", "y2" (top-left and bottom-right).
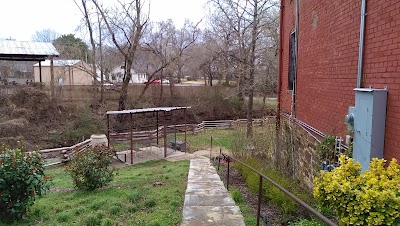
[{"x1": 280, "y1": 0, "x2": 400, "y2": 160}]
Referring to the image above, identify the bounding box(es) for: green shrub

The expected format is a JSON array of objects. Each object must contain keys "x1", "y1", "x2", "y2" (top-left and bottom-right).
[
  {"x1": 314, "y1": 156, "x2": 400, "y2": 225},
  {"x1": 66, "y1": 145, "x2": 115, "y2": 191},
  {"x1": 0, "y1": 147, "x2": 51, "y2": 221},
  {"x1": 316, "y1": 135, "x2": 335, "y2": 163},
  {"x1": 289, "y1": 219, "x2": 324, "y2": 226},
  {"x1": 234, "y1": 159, "x2": 313, "y2": 214}
]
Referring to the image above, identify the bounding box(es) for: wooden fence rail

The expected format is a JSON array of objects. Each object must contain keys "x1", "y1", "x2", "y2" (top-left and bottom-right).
[
  {"x1": 40, "y1": 139, "x2": 91, "y2": 161},
  {"x1": 40, "y1": 117, "x2": 275, "y2": 164},
  {"x1": 109, "y1": 117, "x2": 275, "y2": 142}
]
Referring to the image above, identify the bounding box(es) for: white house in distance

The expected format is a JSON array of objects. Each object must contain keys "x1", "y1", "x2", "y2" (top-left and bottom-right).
[
  {"x1": 109, "y1": 64, "x2": 147, "y2": 84},
  {"x1": 33, "y1": 60, "x2": 93, "y2": 86}
]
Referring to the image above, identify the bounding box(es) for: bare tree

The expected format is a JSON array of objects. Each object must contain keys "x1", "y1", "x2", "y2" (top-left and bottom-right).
[
  {"x1": 136, "y1": 19, "x2": 200, "y2": 100},
  {"x1": 93, "y1": 0, "x2": 148, "y2": 111},
  {"x1": 75, "y1": 0, "x2": 98, "y2": 97},
  {"x1": 209, "y1": 0, "x2": 278, "y2": 137},
  {"x1": 32, "y1": 29, "x2": 60, "y2": 43}
]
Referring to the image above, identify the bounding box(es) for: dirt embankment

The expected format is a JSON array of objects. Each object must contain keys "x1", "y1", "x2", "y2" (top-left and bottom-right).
[
  {"x1": 0, "y1": 88, "x2": 83, "y2": 149},
  {"x1": 0, "y1": 88, "x2": 275, "y2": 150}
]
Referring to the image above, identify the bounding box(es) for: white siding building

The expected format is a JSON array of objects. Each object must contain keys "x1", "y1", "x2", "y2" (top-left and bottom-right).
[{"x1": 109, "y1": 65, "x2": 147, "y2": 84}]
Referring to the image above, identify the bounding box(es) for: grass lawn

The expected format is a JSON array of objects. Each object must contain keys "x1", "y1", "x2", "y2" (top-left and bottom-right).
[
  {"x1": 6, "y1": 160, "x2": 189, "y2": 226},
  {"x1": 170, "y1": 128, "x2": 238, "y2": 152},
  {"x1": 108, "y1": 128, "x2": 238, "y2": 154}
]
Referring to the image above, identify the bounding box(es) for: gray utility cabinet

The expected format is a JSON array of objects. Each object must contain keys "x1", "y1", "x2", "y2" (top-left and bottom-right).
[{"x1": 352, "y1": 88, "x2": 387, "y2": 172}]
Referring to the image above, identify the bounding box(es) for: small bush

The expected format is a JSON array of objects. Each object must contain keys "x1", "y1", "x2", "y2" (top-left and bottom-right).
[
  {"x1": 315, "y1": 135, "x2": 335, "y2": 163},
  {"x1": 314, "y1": 156, "x2": 400, "y2": 225},
  {"x1": 0, "y1": 147, "x2": 51, "y2": 221},
  {"x1": 66, "y1": 145, "x2": 115, "y2": 191}
]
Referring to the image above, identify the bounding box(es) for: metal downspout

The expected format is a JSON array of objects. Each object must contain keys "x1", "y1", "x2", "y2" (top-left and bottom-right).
[
  {"x1": 292, "y1": 0, "x2": 299, "y2": 116},
  {"x1": 357, "y1": 0, "x2": 367, "y2": 88},
  {"x1": 277, "y1": 0, "x2": 284, "y2": 128}
]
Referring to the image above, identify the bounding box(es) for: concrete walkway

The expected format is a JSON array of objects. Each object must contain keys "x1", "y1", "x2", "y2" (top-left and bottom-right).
[{"x1": 181, "y1": 157, "x2": 246, "y2": 226}]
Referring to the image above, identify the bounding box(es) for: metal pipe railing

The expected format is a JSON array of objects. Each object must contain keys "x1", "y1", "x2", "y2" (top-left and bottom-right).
[{"x1": 217, "y1": 152, "x2": 337, "y2": 226}]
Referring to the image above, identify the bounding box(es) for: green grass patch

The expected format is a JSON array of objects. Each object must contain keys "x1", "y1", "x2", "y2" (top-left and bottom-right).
[
  {"x1": 171, "y1": 128, "x2": 239, "y2": 151},
  {"x1": 6, "y1": 160, "x2": 189, "y2": 226},
  {"x1": 253, "y1": 98, "x2": 277, "y2": 109},
  {"x1": 229, "y1": 186, "x2": 257, "y2": 225}
]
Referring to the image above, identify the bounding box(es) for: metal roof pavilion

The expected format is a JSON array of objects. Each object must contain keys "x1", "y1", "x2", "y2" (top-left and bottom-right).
[
  {"x1": 106, "y1": 106, "x2": 191, "y2": 163},
  {"x1": 0, "y1": 40, "x2": 59, "y2": 61},
  {"x1": 107, "y1": 107, "x2": 191, "y2": 115}
]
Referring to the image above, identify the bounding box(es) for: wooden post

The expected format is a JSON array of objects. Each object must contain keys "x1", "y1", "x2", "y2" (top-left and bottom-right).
[
  {"x1": 174, "y1": 111, "x2": 177, "y2": 151},
  {"x1": 50, "y1": 57, "x2": 54, "y2": 97},
  {"x1": 107, "y1": 113, "x2": 110, "y2": 149},
  {"x1": 163, "y1": 111, "x2": 167, "y2": 158},
  {"x1": 156, "y1": 111, "x2": 159, "y2": 145},
  {"x1": 39, "y1": 61, "x2": 42, "y2": 90},
  {"x1": 130, "y1": 113, "x2": 133, "y2": 164}
]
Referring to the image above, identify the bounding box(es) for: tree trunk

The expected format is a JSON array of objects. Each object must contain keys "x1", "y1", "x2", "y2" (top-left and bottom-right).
[
  {"x1": 177, "y1": 63, "x2": 183, "y2": 83},
  {"x1": 159, "y1": 68, "x2": 164, "y2": 103},
  {"x1": 81, "y1": 0, "x2": 97, "y2": 99},
  {"x1": 246, "y1": 0, "x2": 259, "y2": 138},
  {"x1": 99, "y1": 19, "x2": 104, "y2": 103},
  {"x1": 238, "y1": 74, "x2": 245, "y2": 100},
  {"x1": 119, "y1": 59, "x2": 132, "y2": 111},
  {"x1": 169, "y1": 73, "x2": 175, "y2": 97}
]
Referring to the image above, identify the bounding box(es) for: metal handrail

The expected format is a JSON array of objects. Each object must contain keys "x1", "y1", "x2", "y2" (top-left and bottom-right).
[{"x1": 218, "y1": 153, "x2": 337, "y2": 226}]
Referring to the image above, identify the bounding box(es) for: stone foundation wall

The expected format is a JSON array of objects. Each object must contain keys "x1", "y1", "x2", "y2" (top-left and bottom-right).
[{"x1": 275, "y1": 119, "x2": 320, "y2": 190}]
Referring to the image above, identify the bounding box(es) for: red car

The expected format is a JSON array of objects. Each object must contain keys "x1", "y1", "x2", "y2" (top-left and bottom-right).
[{"x1": 143, "y1": 80, "x2": 161, "y2": 84}]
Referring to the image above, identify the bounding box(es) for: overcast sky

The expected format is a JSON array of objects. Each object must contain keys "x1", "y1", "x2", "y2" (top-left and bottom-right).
[{"x1": 0, "y1": 0, "x2": 208, "y2": 42}]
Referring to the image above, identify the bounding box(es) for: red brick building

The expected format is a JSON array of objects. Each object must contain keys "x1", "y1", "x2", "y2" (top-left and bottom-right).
[{"x1": 278, "y1": 0, "x2": 400, "y2": 161}]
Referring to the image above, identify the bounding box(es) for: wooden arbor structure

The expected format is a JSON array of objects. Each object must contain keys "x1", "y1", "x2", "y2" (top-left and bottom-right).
[{"x1": 106, "y1": 107, "x2": 190, "y2": 164}]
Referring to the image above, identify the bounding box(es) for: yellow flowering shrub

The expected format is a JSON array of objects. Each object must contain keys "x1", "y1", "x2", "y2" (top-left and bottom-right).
[{"x1": 314, "y1": 156, "x2": 400, "y2": 225}]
